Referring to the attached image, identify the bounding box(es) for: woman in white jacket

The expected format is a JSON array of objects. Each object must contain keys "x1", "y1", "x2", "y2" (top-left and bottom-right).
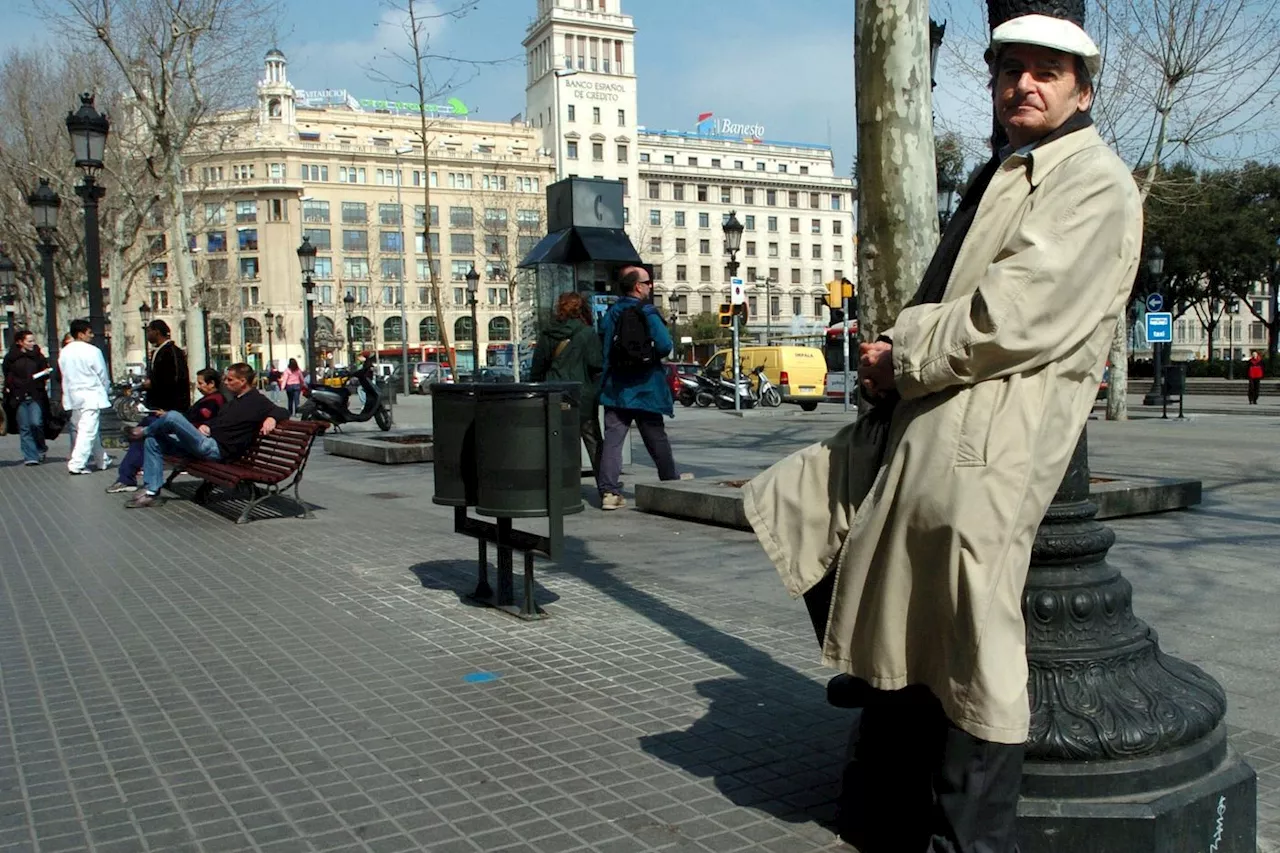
[{"x1": 58, "y1": 320, "x2": 112, "y2": 474}]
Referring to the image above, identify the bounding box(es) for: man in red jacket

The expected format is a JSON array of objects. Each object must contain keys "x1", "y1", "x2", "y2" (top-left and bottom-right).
[{"x1": 1247, "y1": 351, "x2": 1264, "y2": 404}]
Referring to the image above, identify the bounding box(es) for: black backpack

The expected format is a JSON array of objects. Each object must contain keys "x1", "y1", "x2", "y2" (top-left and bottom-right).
[{"x1": 609, "y1": 304, "x2": 657, "y2": 373}]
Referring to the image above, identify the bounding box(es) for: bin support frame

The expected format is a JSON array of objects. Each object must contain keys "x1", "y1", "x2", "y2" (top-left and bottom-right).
[{"x1": 453, "y1": 390, "x2": 566, "y2": 620}]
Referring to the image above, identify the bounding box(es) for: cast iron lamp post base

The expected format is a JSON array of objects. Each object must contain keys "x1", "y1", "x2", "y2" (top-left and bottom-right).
[{"x1": 1016, "y1": 431, "x2": 1254, "y2": 851}]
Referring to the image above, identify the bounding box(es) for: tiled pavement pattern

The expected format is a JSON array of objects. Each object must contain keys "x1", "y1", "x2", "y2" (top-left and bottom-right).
[
  {"x1": 0, "y1": 456, "x2": 853, "y2": 853},
  {"x1": 5, "y1": 404, "x2": 1280, "y2": 852}
]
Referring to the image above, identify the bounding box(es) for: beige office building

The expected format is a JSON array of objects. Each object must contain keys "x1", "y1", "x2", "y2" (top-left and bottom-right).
[{"x1": 132, "y1": 50, "x2": 555, "y2": 374}]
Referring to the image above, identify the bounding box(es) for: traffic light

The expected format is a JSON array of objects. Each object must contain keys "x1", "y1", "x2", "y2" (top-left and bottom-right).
[
  {"x1": 718, "y1": 303, "x2": 733, "y2": 327},
  {"x1": 826, "y1": 278, "x2": 854, "y2": 326}
]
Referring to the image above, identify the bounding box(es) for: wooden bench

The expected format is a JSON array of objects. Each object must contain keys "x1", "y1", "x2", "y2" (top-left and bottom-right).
[{"x1": 162, "y1": 419, "x2": 327, "y2": 524}]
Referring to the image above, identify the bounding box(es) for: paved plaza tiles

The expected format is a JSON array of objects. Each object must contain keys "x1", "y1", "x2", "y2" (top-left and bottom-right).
[{"x1": 2, "y1": 403, "x2": 1280, "y2": 851}]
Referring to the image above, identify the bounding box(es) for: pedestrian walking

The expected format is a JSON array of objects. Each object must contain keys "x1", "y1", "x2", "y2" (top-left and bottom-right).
[
  {"x1": 59, "y1": 319, "x2": 112, "y2": 475},
  {"x1": 2, "y1": 331, "x2": 52, "y2": 465},
  {"x1": 279, "y1": 358, "x2": 306, "y2": 417},
  {"x1": 1247, "y1": 351, "x2": 1264, "y2": 404},
  {"x1": 597, "y1": 266, "x2": 681, "y2": 510},
  {"x1": 743, "y1": 13, "x2": 1142, "y2": 852},
  {"x1": 530, "y1": 291, "x2": 605, "y2": 477}
]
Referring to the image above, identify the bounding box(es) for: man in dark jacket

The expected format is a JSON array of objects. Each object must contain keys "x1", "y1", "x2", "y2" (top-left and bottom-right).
[
  {"x1": 125, "y1": 363, "x2": 288, "y2": 509},
  {"x1": 529, "y1": 291, "x2": 604, "y2": 476},
  {"x1": 597, "y1": 266, "x2": 682, "y2": 510},
  {"x1": 143, "y1": 320, "x2": 191, "y2": 414},
  {"x1": 108, "y1": 367, "x2": 226, "y2": 494},
  {"x1": 3, "y1": 331, "x2": 52, "y2": 464}
]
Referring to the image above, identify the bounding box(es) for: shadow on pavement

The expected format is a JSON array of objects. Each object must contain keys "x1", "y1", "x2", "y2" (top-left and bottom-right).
[
  {"x1": 163, "y1": 479, "x2": 325, "y2": 524},
  {"x1": 409, "y1": 559, "x2": 563, "y2": 610}
]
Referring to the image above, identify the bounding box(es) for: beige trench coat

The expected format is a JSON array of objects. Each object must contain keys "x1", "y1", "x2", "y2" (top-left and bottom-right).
[{"x1": 744, "y1": 126, "x2": 1143, "y2": 744}]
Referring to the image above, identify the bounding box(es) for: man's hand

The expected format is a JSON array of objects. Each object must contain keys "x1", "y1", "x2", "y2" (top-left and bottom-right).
[
  {"x1": 859, "y1": 341, "x2": 896, "y2": 396},
  {"x1": 259, "y1": 417, "x2": 277, "y2": 436},
  {"x1": 141, "y1": 378, "x2": 151, "y2": 389},
  {"x1": 198, "y1": 424, "x2": 212, "y2": 436}
]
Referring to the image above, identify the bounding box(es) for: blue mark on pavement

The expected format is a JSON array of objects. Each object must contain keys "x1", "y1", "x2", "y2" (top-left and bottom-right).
[{"x1": 462, "y1": 672, "x2": 501, "y2": 684}]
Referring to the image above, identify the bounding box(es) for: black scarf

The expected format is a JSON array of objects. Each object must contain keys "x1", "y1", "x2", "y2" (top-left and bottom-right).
[{"x1": 909, "y1": 110, "x2": 1095, "y2": 308}]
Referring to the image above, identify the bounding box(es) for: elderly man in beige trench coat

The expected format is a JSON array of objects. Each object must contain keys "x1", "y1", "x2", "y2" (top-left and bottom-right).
[{"x1": 743, "y1": 12, "x2": 1143, "y2": 853}]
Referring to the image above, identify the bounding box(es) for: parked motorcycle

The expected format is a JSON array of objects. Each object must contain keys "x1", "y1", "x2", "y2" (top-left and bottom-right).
[
  {"x1": 298, "y1": 358, "x2": 393, "y2": 431},
  {"x1": 749, "y1": 365, "x2": 782, "y2": 408},
  {"x1": 697, "y1": 366, "x2": 755, "y2": 410},
  {"x1": 675, "y1": 373, "x2": 702, "y2": 407}
]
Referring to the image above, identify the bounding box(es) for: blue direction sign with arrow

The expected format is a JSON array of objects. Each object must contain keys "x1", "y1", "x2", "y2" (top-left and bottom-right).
[
  {"x1": 1145, "y1": 293, "x2": 1164, "y2": 312},
  {"x1": 1145, "y1": 312, "x2": 1173, "y2": 343}
]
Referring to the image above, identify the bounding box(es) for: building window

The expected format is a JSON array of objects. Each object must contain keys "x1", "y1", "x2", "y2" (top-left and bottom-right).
[
  {"x1": 720, "y1": 187, "x2": 731, "y2": 204},
  {"x1": 766, "y1": 190, "x2": 777, "y2": 206},
  {"x1": 381, "y1": 259, "x2": 405, "y2": 281},
  {"x1": 381, "y1": 231, "x2": 404, "y2": 253},
  {"x1": 673, "y1": 183, "x2": 684, "y2": 201},
  {"x1": 779, "y1": 164, "x2": 789, "y2": 174},
  {"x1": 639, "y1": 152, "x2": 650, "y2": 163},
  {"x1": 790, "y1": 218, "x2": 800, "y2": 234},
  {"x1": 767, "y1": 216, "x2": 778, "y2": 232},
  {"x1": 302, "y1": 200, "x2": 329, "y2": 223},
  {"x1": 617, "y1": 144, "x2": 628, "y2": 163},
  {"x1": 833, "y1": 245, "x2": 843, "y2": 261},
  {"x1": 768, "y1": 242, "x2": 779, "y2": 258},
  {"x1": 833, "y1": 220, "x2": 843, "y2": 236},
  {"x1": 812, "y1": 245, "x2": 823, "y2": 260},
  {"x1": 338, "y1": 166, "x2": 366, "y2": 184},
  {"x1": 788, "y1": 191, "x2": 799, "y2": 208},
  {"x1": 832, "y1": 194, "x2": 843, "y2": 210},
  {"x1": 745, "y1": 215, "x2": 755, "y2": 230},
  {"x1": 648, "y1": 181, "x2": 660, "y2": 199},
  {"x1": 649, "y1": 209, "x2": 661, "y2": 226},
  {"x1": 675, "y1": 237, "x2": 687, "y2": 253},
  {"x1": 239, "y1": 257, "x2": 259, "y2": 279},
  {"x1": 790, "y1": 243, "x2": 800, "y2": 259},
  {"x1": 567, "y1": 104, "x2": 575, "y2": 122},
  {"x1": 697, "y1": 185, "x2": 708, "y2": 202},
  {"x1": 698, "y1": 212, "x2": 710, "y2": 228},
  {"x1": 650, "y1": 236, "x2": 662, "y2": 252},
  {"x1": 791, "y1": 269, "x2": 801, "y2": 284},
  {"x1": 450, "y1": 207, "x2": 474, "y2": 228},
  {"x1": 814, "y1": 296, "x2": 825, "y2": 315},
  {"x1": 207, "y1": 231, "x2": 227, "y2": 252},
  {"x1": 235, "y1": 201, "x2": 257, "y2": 223},
  {"x1": 416, "y1": 233, "x2": 441, "y2": 254},
  {"x1": 592, "y1": 106, "x2": 601, "y2": 124},
  {"x1": 592, "y1": 142, "x2": 604, "y2": 161},
  {"x1": 756, "y1": 162, "x2": 766, "y2": 171},
  {"x1": 702, "y1": 294, "x2": 712, "y2": 313},
  {"x1": 743, "y1": 188, "x2": 755, "y2": 205},
  {"x1": 567, "y1": 141, "x2": 579, "y2": 159},
  {"x1": 674, "y1": 211, "x2": 686, "y2": 227},
  {"x1": 204, "y1": 203, "x2": 225, "y2": 224},
  {"x1": 451, "y1": 233, "x2": 475, "y2": 254},
  {"x1": 745, "y1": 241, "x2": 756, "y2": 257},
  {"x1": 341, "y1": 202, "x2": 366, "y2": 224},
  {"x1": 342, "y1": 230, "x2": 368, "y2": 252},
  {"x1": 414, "y1": 205, "x2": 440, "y2": 228},
  {"x1": 618, "y1": 109, "x2": 626, "y2": 126},
  {"x1": 699, "y1": 239, "x2": 710, "y2": 255},
  {"x1": 792, "y1": 295, "x2": 802, "y2": 314},
  {"x1": 676, "y1": 265, "x2": 687, "y2": 281},
  {"x1": 700, "y1": 266, "x2": 711, "y2": 282}
]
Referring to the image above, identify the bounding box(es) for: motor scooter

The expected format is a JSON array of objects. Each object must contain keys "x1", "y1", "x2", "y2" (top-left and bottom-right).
[
  {"x1": 298, "y1": 358, "x2": 393, "y2": 431},
  {"x1": 698, "y1": 366, "x2": 754, "y2": 410},
  {"x1": 748, "y1": 365, "x2": 782, "y2": 408},
  {"x1": 675, "y1": 373, "x2": 702, "y2": 407}
]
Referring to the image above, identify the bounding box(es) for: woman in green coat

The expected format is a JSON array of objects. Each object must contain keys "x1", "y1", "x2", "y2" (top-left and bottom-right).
[{"x1": 529, "y1": 291, "x2": 604, "y2": 476}]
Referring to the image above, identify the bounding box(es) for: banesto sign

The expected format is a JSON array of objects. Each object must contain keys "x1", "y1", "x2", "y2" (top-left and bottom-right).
[{"x1": 564, "y1": 78, "x2": 629, "y2": 102}]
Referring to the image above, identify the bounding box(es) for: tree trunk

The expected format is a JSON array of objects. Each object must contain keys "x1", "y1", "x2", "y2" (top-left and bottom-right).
[
  {"x1": 166, "y1": 156, "x2": 207, "y2": 372},
  {"x1": 1105, "y1": 314, "x2": 1128, "y2": 419},
  {"x1": 855, "y1": 0, "x2": 938, "y2": 336}
]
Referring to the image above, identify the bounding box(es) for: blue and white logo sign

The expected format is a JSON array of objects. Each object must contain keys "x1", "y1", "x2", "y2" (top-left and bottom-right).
[
  {"x1": 1145, "y1": 293, "x2": 1164, "y2": 312},
  {"x1": 1145, "y1": 312, "x2": 1173, "y2": 343}
]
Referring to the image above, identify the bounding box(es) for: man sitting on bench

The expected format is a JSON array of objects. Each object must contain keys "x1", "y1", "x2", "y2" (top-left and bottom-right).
[{"x1": 125, "y1": 362, "x2": 290, "y2": 510}]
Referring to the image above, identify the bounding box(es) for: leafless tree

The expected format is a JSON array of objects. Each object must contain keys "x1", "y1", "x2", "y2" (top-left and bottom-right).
[
  {"x1": 367, "y1": 0, "x2": 515, "y2": 371},
  {"x1": 36, "y1": 0, "x2": 280, "y2": 375}
]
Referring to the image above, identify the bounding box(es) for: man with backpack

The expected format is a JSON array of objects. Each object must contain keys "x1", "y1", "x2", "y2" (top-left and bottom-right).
[{"x1": 597, "y1": 266, "x2": 682, "y2": 510}]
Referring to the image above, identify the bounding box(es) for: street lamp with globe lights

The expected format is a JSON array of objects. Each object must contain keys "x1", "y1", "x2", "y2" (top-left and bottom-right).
[
  {"x1": 27, "y1": 178, "x2": 61, "y2": 359},
  {"x1": 722, "y1": 210, "x2": 744, "y2": 278},
  {"x1": 65, "y1": 93, "x2": 110, "y2": 369},
  {"x1": 296, "y1": 236, "x2": 318, "y2": 378},
  {"x1": 0, "y1": 251, "x2": 16, "y2": 350},
  {"x1": 343, "y1": 292, "x2": 357, "y2": 367},
  {"x1": 1142, "y1": 245, "x2": 1166, "y2": 406},
  {"x1": 466, "y1": 264, "x2": 480, "y2": 376}
]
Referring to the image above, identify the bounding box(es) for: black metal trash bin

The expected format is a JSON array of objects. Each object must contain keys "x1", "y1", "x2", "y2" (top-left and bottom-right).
[
  {"x1": 1163, "y1": 362, "x2": 1186, "y2": 397},
  {"x1": 475, "y1": 382, "x2": 585, "y2": 519},
  {"x1": 431, "y1": 383, "x2": 479, "y2": 507}
]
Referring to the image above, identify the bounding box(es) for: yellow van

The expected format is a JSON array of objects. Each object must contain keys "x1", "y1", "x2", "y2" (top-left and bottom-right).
[{"x1": 705, "y1": 346, "x2": 827, "y2": 410}]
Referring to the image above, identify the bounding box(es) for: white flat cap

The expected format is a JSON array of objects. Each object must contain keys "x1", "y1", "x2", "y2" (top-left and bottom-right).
[{"x1": 989, "y1": 14, "x2": 1102, "y2": 76}]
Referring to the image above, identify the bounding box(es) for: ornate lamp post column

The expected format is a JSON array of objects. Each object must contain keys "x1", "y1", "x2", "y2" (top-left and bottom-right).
[
  {"x1": 65, "y1": 93, "x2": 110, "y2": 371},
  {"x1": 465, "y1": 265, "x2": 480, "y2": 376},
  {"x1": 27, "y1": 179, "x2": 61, "y2": 360},
  {"x1": 722, "y1": 211, "x2": 744, "y2": 410},
  {"x1": 343, "y1": 292, "x2": 356, "y2": 366},
  {"x1": 0, "y1": 252, "x2": 16, "y2": 350},
  {"x1": 264, "y1": 309, "x2": 275, "y2": 367},
  {"x1": 139, "y1": 302, "x2": 152, "y2": 363},
  {"x1": 296, "y1": 237, "x2": 317, "y2": 379}
]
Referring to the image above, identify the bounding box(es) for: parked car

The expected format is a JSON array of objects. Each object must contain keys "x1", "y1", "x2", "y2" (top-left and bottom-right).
[
  {"x1": 665, "y1": 363, "x2": 702, "y2": 398},
  {"x1": 476, "y1": 368, "x2": 516, "y2": 384},
  {"x1": 412, "y1": 361, "x2": 453, "y2": 394}
]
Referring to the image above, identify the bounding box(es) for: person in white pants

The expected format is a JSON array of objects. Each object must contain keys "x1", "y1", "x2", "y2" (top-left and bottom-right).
[{"x1": 59, "y1": 319, "x2": 112, "y2": 475}]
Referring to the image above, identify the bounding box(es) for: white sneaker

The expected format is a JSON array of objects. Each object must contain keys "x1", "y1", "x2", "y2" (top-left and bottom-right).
[
  {"x1": 601, "y1": 493, "x2": 627, "y2": 511},
  {"x1": 100, "y1": 455, "x2": 114, "y2": 471}
]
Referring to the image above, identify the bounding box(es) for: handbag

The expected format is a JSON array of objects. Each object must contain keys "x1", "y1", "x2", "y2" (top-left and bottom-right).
[{"x1": 43, "y1": 398, "x2": 68, "y2": 441}]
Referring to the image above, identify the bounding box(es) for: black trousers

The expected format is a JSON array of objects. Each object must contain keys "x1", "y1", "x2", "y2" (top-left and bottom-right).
[
  {"x1": 806, "y1": 574, "x2": 1024, "y2": 853},
  {"x1": 1248, "y1": 378, "x2": 1261, "y2": 404}
]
